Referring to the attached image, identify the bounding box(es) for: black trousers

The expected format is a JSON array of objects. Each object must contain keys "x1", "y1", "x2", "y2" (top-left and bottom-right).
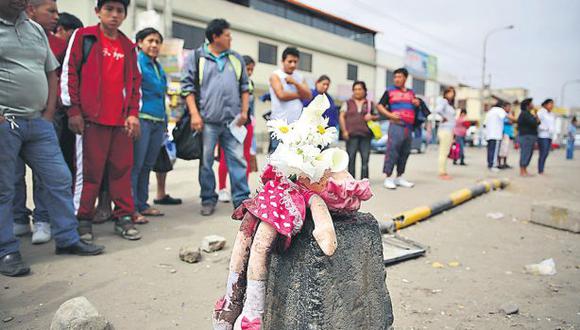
[{"x1": 346, "y1": 135, "x2": 372, "y2": 179}]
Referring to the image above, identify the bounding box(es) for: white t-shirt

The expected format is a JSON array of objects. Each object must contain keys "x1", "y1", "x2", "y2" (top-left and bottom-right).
[
  {"x1": 269, "y1": 69, "x2": 305, "y2": 124},
  {"x1": 434, "y1": 97, "x2": 457, "y2": 131},
  {"x1": 484, "y1": 106, "x2": 506, "y2": 140},
  {"x1": 537, "y1": 107, "x2": 556, "y2": 139}
]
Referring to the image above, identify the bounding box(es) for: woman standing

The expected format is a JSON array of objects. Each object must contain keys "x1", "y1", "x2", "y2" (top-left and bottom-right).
[
  {"x1": 517, "y1": 98, "x2": 540, "y2": 177},
  {"x1": 537, "y1": 99, "x2": 556, "y2": 174},
  {"x1": 306, "y1": 75, "x2": 338, "y2": 132},
  {"x1": 339, "y1": 81, "x2": 378, "y2": 179},
  {"x1": 434, "y1": 87, "x2": 457, "y2": 180},
  {"x1": 453, "y1": 109, "x2": 468, "y2": 166},
  {"x1": 131, "y1": 28, "x2": 168, "y2": 223}
]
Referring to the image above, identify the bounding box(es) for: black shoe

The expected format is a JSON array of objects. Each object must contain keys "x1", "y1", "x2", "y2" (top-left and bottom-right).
[
  {"x1": 201, "y1": 204, "x2": 216, "y2": 216},
  {"x1": 0, "y1": 252, "x2": 30, "y2": 277},
  {"x1": 56, "y1": 240, "x2": 105, "y2": 256},
  {"x1": 453, "y1": 161, "x2": 457, "y2": 165},
  {"x1": 154, "y1": 194, "x2": 182, "y2": 205},
  {"x1": 505, "y1": 164, "x2": 512, "y2": 169}
]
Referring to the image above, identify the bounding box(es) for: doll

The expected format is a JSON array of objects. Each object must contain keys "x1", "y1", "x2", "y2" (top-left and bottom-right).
[{"x1": 212, "y1": 95, "x2": 373, "y2": 330}]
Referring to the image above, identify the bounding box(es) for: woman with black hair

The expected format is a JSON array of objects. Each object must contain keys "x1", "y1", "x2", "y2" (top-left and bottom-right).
[
  {"x1": 131, "y1": 27, "x2": 169, "y2": 223},
  {"x1": 339, "y1": 81, "x2": 379, "y2": 179},
  {"x1": 517, "y1": 98, "x2": 540, "y2": 177}
]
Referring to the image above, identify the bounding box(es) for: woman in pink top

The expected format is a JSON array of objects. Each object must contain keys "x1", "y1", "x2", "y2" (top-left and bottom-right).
[{"x1": 453, "y1": 109, "x2": 468, "y2": 165}]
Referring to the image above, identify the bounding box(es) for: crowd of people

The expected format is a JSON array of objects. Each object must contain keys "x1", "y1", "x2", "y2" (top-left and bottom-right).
[{"x1": 0, "y1": 0, "x2": 577, "y2": 279}]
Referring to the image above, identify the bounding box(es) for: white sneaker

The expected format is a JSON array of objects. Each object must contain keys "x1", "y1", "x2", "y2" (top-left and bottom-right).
[
  {"x1": 32, "y1": 222, "x2": 51, "y2": 245},
  {"x1": 395, "y1": 177, "x2": 415, "y2": 188},
  {"x1": 490, "y1": 167, "x2": 500, "y2": 173},
  {"x1": 13, "y1": 223, "x2": 31, "y2": 236},
  {"x1": 383, "y1": 178, "x2": 397, "y2": 189},
  {"x1": 218, "y1": 189, "x2": 231, "y2": 203}
]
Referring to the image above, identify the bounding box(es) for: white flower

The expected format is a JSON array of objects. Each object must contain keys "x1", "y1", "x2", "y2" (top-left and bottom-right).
[
  {"x1": 267, "y1": 119, "x2": 295, "y2": 143},
  {"x1": 321, "y1": 148, "x2": 349, "y2": 172},
  {"x1": 301, "y1": 94, "x2": 330, "y2": 121}
]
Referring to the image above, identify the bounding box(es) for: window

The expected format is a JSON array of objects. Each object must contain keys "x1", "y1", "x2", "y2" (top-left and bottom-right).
[
  {"x1": 347, "y1": 63, "x2": 358, "y2": 81},
  {"x1": 413, "y1": 78, "x2": 426, "y2": 96},
  {"x1": 259, "y1": 42, "x2": 278, "y2": 65},
  {"x1": 248, "y1": 0, "x2": 375, "y2": 46},
  {"x1": 287, "y1": 9, "x2": 311, "y2": 25},
  {"x1": 298, "y1": 52, "x2": 312, "y2": 72},
  {"x1": 386, "y1": 70, "x2": 394, "y2": 87},
  {"x1": 172, "y1": 22, "x2": 205, "y2": 50}
]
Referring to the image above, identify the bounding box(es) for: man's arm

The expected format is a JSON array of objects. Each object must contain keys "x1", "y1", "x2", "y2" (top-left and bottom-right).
[
  {"x1": 376, "y1": 91, "x2": 400, "y2": 122},
  {"x1": 42, "y1": 70, "x2": 58, "y2": 121},
  {"x1": 238, "y1": 91, "x2": 249, "y2": 126},
  {"x1": 270, "y1": 74, "x2": 299, "y2": 101},
  {"x1": 295, "y1": 80, "x2": 312, "y2": 101}
]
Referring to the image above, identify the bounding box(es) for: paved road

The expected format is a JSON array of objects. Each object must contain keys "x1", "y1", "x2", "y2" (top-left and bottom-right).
[{"x1": 2, "y1": 145, "x2": 579, "y2": 329}]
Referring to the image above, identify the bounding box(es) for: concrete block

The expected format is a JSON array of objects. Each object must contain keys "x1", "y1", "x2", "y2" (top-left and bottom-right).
[
  {"x1": 264, "y1": 212, "x2": 394, "y2": 330},
  {"x1": 531, "y1": 200, "x2": 580, "y2": 233}
]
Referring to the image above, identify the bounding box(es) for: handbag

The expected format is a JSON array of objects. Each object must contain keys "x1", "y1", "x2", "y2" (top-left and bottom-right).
[
  {"x1": 448, "y1": 142, "x2": 460, "y2": 160},
  {"x1": 365, "y1": 101, "x2": 383, "y2": 140},
  {"x1": 153, "y1": 145, "x2": 173, "y2": 173},
  {"x1": 172, "y1": 114, "x2": 203, "y2": 160}
]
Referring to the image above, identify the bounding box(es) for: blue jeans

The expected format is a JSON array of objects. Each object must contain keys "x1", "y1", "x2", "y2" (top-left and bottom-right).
[
  {"x1": 132, "y1": 119, "x2": 165, "y2": 213},
  {"x1": 455, "y1": 136, "x2": 466, "y2": 163},
  {"x1": 0, "y1": 117, "x2": 79, "y2": 257},
  {"x1": 200, "y1": 123, "x2": 250, "y2": 208},
  {"x1": 13, "y1": 159, "x2": 50, "y2": 225},
  {"x1": 538, "y1": 138, "x2": 551, "y2": 173},
  {"x1": 567, "y1": 139, "x2": 574, "y2": 159}
]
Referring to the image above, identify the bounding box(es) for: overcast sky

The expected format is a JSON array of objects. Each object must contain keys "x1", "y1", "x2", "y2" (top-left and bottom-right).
[{"x1": 301, "y1": 0, "x2": 580, "y2": 109}]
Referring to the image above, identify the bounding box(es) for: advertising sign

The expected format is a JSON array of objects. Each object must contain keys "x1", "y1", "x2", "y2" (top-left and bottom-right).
[{"x1": 405, "y1": 46, "x2": 438, "y2": 80}]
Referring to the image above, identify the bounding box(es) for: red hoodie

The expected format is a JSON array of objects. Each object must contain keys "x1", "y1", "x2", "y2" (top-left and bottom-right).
[{"x1": 60, "y1": 24, "x2": 141, "y2": 125}]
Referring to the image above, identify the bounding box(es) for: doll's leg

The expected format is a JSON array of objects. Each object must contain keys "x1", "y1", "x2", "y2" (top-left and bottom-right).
[
  {"x1": 234, "y1": 222, "x2": 278, "y2": 330},
  {"x1": 310, "y1": 195, "x2": 337, "y2": 256},
  {"x1": 213, "y1": 213, "x2": 260, "y2": 330}
]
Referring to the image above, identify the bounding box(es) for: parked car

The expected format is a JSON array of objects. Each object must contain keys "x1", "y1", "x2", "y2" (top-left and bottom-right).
[{"x1": 370, "y1": 120, "x2": 427, "y2": 154}]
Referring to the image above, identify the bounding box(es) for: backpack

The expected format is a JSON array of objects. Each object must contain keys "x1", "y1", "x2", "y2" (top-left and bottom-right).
[{"x1": 193, "y1": 49, "x2": 243, "y2": 89}]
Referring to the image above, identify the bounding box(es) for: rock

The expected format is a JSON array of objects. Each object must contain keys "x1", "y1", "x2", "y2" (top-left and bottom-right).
[
  {"x1": 500, "y1": 302, "x2": 519, "y2": 315},
  {"x1": 50, "y1": 296, "x2": 111, "y2": 330},
  {"x1": 3, "y1": 316, "x2": 14, "y2": 322},
  {"x1": 201, "y1": 235, "x2": 227, "y2": 253},
  {"x1": 264, "y1": 212, "x2": 394, "y2": 329},
  {"x1": 531, "y1": 200, "x2": 580, "y2": 233},
  {"x1": 179, "y1": 245, "x2": 202, "y2": 264}
]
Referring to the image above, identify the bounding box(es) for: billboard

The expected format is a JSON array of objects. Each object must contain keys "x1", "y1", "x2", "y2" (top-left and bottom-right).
[{"x1": 405, "y1": 46, "x2": 438, "y2": 80}]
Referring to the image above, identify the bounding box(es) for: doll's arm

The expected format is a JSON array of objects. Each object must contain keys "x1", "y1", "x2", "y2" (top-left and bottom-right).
[{"x1": 309, "y1": 195, "x2": 337, "y2": 256}]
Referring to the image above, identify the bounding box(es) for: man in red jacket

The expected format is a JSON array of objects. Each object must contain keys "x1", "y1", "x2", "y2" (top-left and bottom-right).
[{"x1": 61, "y1": 0, "x2": 142, "y2": 241}]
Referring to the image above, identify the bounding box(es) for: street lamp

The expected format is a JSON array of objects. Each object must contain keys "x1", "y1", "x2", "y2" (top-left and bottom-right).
[
  {"x1": 480, "y1": 25, "x2": 514, "y2": 117},
  {"x1": 561, "y1": 79, "x2": 580, "y2": 108}
]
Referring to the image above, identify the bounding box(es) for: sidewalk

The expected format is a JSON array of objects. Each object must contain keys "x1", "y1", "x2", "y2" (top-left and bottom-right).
[{"x1": 1, "y1": 146, "x2": 579, "y2": 329}]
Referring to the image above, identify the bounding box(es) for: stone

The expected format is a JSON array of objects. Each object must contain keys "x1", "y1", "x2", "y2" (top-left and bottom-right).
[
  {"x1": 179, "y1": 245, "x2": 202, "y2": 264},
  {"x1": 264, "y1": 212, "x2": 394, "y2": 329},
  {"x1": 3, "y1": 316, "x2": 14, "y2": 322},
  {"x1": 50, "y1": 296, "x2": 111, "y2": 330},
  {"x1": 201, "y1": 235, "x2": 227, "y2": 253},
  {"x1": 500, "y1": 302, "x2": 519, "y2": 315},
  {"x1": 531, "y1": 200, "x2": 580, "y2": 233}
]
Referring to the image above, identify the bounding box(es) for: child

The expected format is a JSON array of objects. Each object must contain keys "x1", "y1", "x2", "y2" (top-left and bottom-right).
[{"x1": 61, "y1": 0, "x2": 142, "y2": 241}]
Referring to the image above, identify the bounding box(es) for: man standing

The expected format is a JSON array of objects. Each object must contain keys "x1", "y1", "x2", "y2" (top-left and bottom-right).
[
  {"x1": 0, "y1": 0, "x2": 104, "y2": 277},
  {"x1": 484, "y1": 101, "x2": 507, "y2": 172},
  {"x1": 61, "y1": 0, "x2": 142, "y2": 240},
  {"x1": 268, "y1": 47, "x2": 312, "y2": 152},
  {"x1": 377, "y1": 68, "x2": 419, "y2": 189},
  {"x1": 12, "y1": 0, "x2": 67, "y2": 245},
  {"x1": 181, "y1": 18, "x2": 250, "y2": 216},
  {"x1": 537, "y1": 99, "x2": 556, "y2": 174}
]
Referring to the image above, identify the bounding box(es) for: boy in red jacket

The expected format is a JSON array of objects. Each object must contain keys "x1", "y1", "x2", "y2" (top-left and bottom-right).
[{"x1": 61, "y1": 0, "x2": 142, "y2": 241}]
